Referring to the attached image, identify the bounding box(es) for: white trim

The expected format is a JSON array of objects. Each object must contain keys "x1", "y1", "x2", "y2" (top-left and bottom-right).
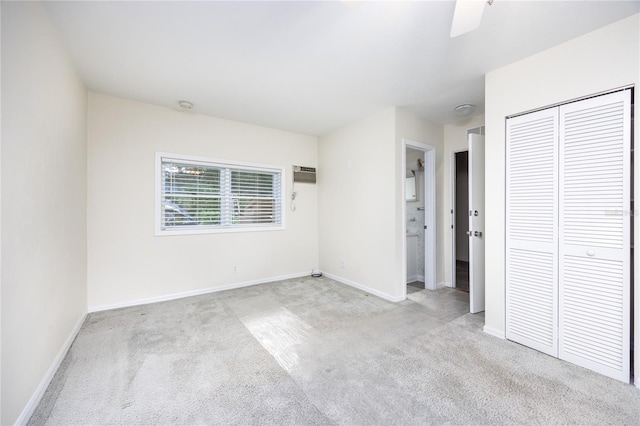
[
  {"x1": 450, "y1": 151, "x2": 456, "y2": 289},
  {"x1": 15, "y1": 313, "x2": 87, "y2": 426},
  {"x1": 402, "y1": 139, "x2": 437, "y2": 297},
  {"x1": 88, "y1": 271, "x2": 310, "y2": 313},
  {"x1": 155, "y1": 223, "x2": 285, "y2": 237},
  {"x1": 156, "y1": 151, "x2": 284, "y2": 173},
  {"x1": 406, "y1": 274, "x2": 426, "y2": 285},
  {"x1": 425, "y1": 149, "x2": 436, "y2": 290},
  {"x1": 323, "y1": 272, "x2": 405, "y2": 303},
  {"x1": 401, "y1": 145, "x2": 408, "y2": 294},
  {"x1": 0, "y1": 3, "x2": 3, "y2": 421},
  {"x1": 505, "y1": 84, "x2": 634, "y2": 120},
  {"x1": 406, "y1": 275, "x2": 420, "y2": 284},
  {"x1": 450, "y1": 148, "x2": 468, "y2": 290},
  {"x1": 483, "y1": 325, "x2": 506, "y2": 339},
  {"x1": 436, "y1": 281, "x2": 449, "y2": 289},
  {"x1": 155, "y1": 151, "x2": 286, "y2": 236}
]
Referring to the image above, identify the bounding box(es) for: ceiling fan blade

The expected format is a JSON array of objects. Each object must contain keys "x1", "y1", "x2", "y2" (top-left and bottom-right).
[{"x1": 450, "y1": 0, "x2": 486, "y2": 38}]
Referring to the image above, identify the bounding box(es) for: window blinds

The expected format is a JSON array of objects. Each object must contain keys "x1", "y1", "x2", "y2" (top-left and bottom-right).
[{"x1": 160, "y1": 156, "x2": 283, "y2": 231}]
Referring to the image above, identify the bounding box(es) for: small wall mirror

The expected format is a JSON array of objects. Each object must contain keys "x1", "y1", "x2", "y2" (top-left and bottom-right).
[{"x1": 406, "y1": 176, "x2": 417, "y2": 201}]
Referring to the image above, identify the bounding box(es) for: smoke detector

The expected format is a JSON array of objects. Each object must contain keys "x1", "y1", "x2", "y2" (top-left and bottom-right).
[
  {"x1": 453, "y1": 103, "x2": 476, "y2": 118},
  {"x1": 178, "y1": 100, "x2": 193, "y2": 110}
]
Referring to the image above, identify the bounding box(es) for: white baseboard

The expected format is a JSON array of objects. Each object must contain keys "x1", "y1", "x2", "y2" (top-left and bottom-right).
[
  {"x1": 15, "y1": 312, "x2": 87, "y2": 426},
  {"x1": 88, "y1": 271, "x2": 311, "y2": 313},
  {"x1": 323, "y1": 272, "x2": 404, "y2": 302},
  {"x1": 436, "y1": 281, "x2": 449, "y2": 289},
  {"x1": 406, "y1": 275, "x2": 426, "y2": 284},
  {"x1": 406, "y1": 275, "x2": 419, "y2": 284},
  {"x1": 483, "y1": 325, "x2": 506, "y2": 339}
]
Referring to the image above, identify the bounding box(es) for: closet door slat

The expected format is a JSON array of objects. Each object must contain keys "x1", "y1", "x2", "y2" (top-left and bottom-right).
[
  {"x1": 506, "y1": 108, "x2": 559, "y2": 357},
  {"x1": 558, "y1": 90, "x2": 631, "y2": 383}
]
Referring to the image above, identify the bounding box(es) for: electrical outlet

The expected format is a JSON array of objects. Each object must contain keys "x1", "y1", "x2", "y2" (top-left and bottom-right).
[
  {"x1": 340, "y1": 260, "x2": 345, "y2": 269},
  {"x1": 233, "y1": 265, "x2": 237, "y2": 273}
]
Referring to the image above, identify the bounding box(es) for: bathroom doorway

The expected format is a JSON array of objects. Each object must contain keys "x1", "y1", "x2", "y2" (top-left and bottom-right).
[
  {"x1": 452, "y1": 151, "x2": 470, "y2": 292},
  {"x1": 402, "y1": 139, "x2": 436, "y2": 298}
]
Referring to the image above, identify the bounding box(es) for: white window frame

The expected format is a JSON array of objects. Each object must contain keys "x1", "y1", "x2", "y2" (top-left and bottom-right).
[{"x1": 155, "y1": 152, "x2": 285, "y2": 236}]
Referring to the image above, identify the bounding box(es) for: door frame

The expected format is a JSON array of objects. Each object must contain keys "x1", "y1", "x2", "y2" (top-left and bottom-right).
[
  {"x1": 450, "y1": 148, "x2": 469, "y2": 289},
  {"x1": 402, "y1": 138, "x2": 436, "y2": 297}
]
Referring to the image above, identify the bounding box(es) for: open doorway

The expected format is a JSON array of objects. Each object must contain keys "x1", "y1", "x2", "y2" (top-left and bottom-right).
[
  {"x1": 453, "y1": 151, "x2": 469, "y2": 292},
  {"x1": 402, "y1": 139, "x2": 436, "y2": 298},
  {"x1": 406, "y1": 147, "x2": 426, "y2": 294},
  {"x1": 450, "y1": 127, "x2": 486, "y2": 313}
]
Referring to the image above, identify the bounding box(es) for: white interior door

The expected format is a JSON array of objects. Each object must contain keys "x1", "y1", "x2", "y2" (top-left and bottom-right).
[
  {"x1": 505, "y1": 89, "x2": 631, "y2": 382},
  {"x1": 505, "y1": 108, "x2": 559, "y2": 357},
  {"x1": 469, "y1": 134, "x2": 485, "y2": 313},
  {"x1": 424, "y1": 148, "x2": 437, "y2": 290},
  {"x1": 558, "y1": 90, "x2": 631, "y2": 383}
]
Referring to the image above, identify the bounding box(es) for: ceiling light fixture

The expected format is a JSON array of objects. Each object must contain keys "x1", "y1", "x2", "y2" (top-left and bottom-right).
[
  {"x1": 178, "y1": 100, "x2": 193, "y2": 110},
  {"x1": 453, "y1": 103, "x2": 476, "y2": 118}
]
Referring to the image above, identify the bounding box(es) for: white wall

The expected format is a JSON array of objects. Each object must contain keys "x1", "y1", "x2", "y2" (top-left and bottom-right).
[
  {"x1": 318, "y1": 108, "x2": 443, "y2": 299},
  {"x1": 484, "y1": 13, "x2": 639, "y2": 348},
  {"x1": 443, "y1": 115, "x2": 485, "y2": 283},
  {"x1": 405, "y1": 148, "x2": 425, "y2": 209},
  {"x1": 87, "y1": 94, "x2": 318, "y2": 309},
  {"x1": 1, "y1": 2, "x2": 88, "y2": 424},
  {"x1": 318, "y1": 108, "x2": 398, "y2": 298}
]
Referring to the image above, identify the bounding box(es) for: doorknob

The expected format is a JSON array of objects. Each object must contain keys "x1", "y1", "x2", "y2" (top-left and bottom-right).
[
  {"x1": 466, "y1": 231, "x2": 472, "y2": 236},
  {"x1": 474, "y1": 231, "x2": 483, "y2": 237}
]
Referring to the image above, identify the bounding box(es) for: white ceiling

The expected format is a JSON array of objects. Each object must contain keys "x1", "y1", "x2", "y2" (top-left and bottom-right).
[{"x1": 43, "y1": 1, "x2": 639, "y2": 136}]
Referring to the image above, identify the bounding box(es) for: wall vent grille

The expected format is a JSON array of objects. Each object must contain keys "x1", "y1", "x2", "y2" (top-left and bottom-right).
[{"x1": 293, "y1": 166, "x2": 316, "y2": 184}]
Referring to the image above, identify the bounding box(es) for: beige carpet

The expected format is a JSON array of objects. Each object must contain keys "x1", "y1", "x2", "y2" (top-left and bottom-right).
[{"x1": 28, "y1": 276, "x2": 640, "y2": 425}]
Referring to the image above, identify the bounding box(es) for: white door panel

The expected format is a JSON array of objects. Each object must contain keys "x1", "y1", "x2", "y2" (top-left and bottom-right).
[
  {"x1": 469, "y1": 134, "x2": 485, "y2": 314},
  {"x1": 558, "y1": 90, "x2": 631, "y2": 383},
  {"x1": 505, "y1": 89, "x2": 631, "y2": 383},
  {"x1": 506, "y1": 108, "x2": 559, "y2": 357}
]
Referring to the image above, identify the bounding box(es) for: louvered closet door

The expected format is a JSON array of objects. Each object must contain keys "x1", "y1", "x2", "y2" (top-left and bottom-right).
[
  {"x1": 506, "y1": 108, "x2": 559, "y2": 357},
  {"x1": 559, "y1": 90, "x2": 631, "y2": 383}
]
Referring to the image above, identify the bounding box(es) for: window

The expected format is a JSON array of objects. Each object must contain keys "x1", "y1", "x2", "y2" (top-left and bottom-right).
[{"x1": 156, "y1": 153, "x2": 284, "y2": 235}]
